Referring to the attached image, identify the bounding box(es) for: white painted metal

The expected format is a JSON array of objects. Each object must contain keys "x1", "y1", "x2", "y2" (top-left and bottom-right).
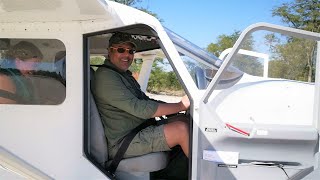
[
  {"x1": 0, "y1": 22, "x2": 107, "y2": 179},
  {"x1": 0, "y1": 147, "x2": 52, "y2": 179},
  {"x1": 314, "y1": 41, "x2": 320, "y2": 132},
  {"x1": 0, "y1": 165, "x2": 25, "y2": 180},
  {"x1": 219, "y1": 48, "x2": 269, "y2": 78},
  {"x1": 0, "y1": 0, "x2": 109, "y2": 22},
  {"x1": 136, "y1": 53, "x2": 156, "y2": 92},
  {"x1": 211, "y1": 74, "x2": 314, "y2": 126}
]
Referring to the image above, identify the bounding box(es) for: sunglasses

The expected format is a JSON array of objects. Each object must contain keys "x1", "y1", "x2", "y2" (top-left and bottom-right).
[{"x1": 110, "y1": 47, "x2": 136, "y2": 55}]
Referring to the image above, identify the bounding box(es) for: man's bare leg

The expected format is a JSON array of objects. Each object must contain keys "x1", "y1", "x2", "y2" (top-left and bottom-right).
[{"x1": 163, "y1": 119, "x2": 189, "y2": 157}]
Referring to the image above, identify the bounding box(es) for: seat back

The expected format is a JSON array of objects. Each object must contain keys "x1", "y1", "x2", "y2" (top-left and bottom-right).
[
  {"x1": 89, "y1": 68, "x2": 108, "y2": 165},
  {"x1": 90, "y1": 93, "x2": 109, "y2": 165}
]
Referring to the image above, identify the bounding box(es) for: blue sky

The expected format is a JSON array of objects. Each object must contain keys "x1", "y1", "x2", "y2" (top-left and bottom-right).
[{"x1": 137, "y1": 0, "x2": 291, "y2": 48}]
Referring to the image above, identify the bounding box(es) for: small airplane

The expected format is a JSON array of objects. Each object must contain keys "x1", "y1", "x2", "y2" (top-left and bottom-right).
[{"x1": 0, "y1": 0, "x2": 320, "y2": 179}]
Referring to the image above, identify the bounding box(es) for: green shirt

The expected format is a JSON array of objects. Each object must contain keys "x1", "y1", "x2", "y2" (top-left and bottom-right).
[
  {"x1": 0, "y1": 68, "x2": 35, "y2": 104},
  {"x1": 93, "y1": 60, "x2": 159, "y2": 152}
]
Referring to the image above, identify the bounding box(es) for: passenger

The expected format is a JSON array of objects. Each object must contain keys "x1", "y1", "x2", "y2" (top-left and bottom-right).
[
  {"x1": 93, "y1": 32, "x2": 190, "y2": 160},
  {"x1": 0, "y1": 41, "x2": 43, "y2": 104},
  {"x1": 54, "y1": 50, "x2": 66, "y2": 82}
]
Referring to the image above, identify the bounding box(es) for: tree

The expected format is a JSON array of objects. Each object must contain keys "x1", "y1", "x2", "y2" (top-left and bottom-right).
[
  {"x1": 264, "y1": 33, "x2": 281, "y2": 54},
  {"x1": 270, "y1": 0, "x2": 320, "y2": 82},
  {"x1": 207, "y1": 31, "x2": 243, "y2": 57},
  {"x1": 269, "y1": 39, "x2": 316, "y2": 81},
  {"x1": 147, "y1": 58, "x2": 183, "y2": 94},
  {"x1": 272, "y1": 0, "x2": 320, "y2": 33}
]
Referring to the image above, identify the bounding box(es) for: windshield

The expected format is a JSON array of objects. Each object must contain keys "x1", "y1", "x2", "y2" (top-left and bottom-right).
[{"x1": 165, "y1": 28, "x2": 243, "y2": 90}]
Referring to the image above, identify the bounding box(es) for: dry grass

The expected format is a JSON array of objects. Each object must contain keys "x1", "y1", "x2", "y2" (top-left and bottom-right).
[{"x1": 147, "y1": 90, "x2": 185, "y2": 96}]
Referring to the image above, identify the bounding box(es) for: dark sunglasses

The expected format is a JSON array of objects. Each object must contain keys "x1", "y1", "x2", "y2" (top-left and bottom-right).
[{"x1": 110, "y1": 47, "x2": 136, "y2": 55}]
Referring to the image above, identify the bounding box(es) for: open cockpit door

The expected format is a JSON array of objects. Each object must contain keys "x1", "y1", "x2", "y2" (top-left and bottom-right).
[{"x1": 196, "y1": 23, "x2": 320, "y2": 180}]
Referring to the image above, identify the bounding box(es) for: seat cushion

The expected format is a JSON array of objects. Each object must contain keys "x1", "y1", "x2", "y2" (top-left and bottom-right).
[{"x1": 111, "y1": 152, "x2": 168, "y2": 172}]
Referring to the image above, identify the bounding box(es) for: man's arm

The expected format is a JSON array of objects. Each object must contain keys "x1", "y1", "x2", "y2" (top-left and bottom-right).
[
  {"x1": 152, "y1": 95, "x2": 190, "y2": 117},
  {"x1": 94, "y1": 68, "x2": 159, "y2": 119},
  {"x1": 0, "y1": 75, "x2": 17, "y2": 104}
]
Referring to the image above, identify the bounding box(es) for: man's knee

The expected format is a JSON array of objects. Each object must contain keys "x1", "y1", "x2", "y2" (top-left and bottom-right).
[
  {"x1": 165, "y1": 121, "x2": 189, "y2": 137},
  {"x1": 177, "y1": 121, "x2": 188, "y2": 133}
]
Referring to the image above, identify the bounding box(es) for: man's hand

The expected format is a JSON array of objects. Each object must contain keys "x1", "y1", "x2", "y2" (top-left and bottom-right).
[
  {"x1": 152, "y1": 95, "x2": 190, "y2": 117},
  {"x1": 179, "y1": 95, "x2": 190, "y2": 111}
]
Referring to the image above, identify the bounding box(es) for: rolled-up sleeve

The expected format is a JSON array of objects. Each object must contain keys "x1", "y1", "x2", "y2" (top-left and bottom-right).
[{"x1": 94, "y1": 68, "x2": 158, "y2": 119}]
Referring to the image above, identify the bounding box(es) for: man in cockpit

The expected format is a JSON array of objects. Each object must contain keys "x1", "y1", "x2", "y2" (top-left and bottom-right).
[{"x1": 93, "y1": 32, "x2": 190, "y2": 162}]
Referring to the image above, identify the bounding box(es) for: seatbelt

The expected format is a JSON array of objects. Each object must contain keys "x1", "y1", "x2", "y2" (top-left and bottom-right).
[
  {"x1": 0, "y1": 89, "x2": 21, "y2": 102},
  {"x1": 106, "y1": 118, "x2": 158, "y2": 175},
  {"x1": 105, "y1": 114, "x2": 184, "y2": 176}
]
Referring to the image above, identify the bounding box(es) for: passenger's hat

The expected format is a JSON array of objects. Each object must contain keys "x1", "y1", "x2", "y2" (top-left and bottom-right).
[
  {"x1": 8, "y1": 41, "x2": 43, "y2": 60},
  {"x1": 109, "y1": 32, "x2": 137, "y2": 48}
]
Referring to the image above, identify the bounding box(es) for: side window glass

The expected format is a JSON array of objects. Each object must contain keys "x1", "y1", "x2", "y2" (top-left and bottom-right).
[
  {"x1": 0, "y1": 39, "x2": 66, "y2": 105},
  {"x1": 180, "y1": 54, "x2": 213, "y2": 90},
  {"x1": 146, "y1": 56, "x2": 185, "y2": 101}
]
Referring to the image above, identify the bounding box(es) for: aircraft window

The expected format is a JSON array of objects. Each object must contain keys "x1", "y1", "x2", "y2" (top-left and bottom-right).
[
  {"x1": 144, "y1": 56, "x2": 186, "y2": 99},
  {"x1": 178, "y1": 53, "x2": 242, "y2": 90},
  {"x1": 0, "y1": 39, "x2": 66, "y2": 105},
  {"x1": 179, "y1": 54, "x2": 212, "y2": 90}
]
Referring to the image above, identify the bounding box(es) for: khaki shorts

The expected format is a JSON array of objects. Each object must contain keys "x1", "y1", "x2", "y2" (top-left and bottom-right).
[{"x1": 109, "y1": 125, "x2": 171, "y2": 159}]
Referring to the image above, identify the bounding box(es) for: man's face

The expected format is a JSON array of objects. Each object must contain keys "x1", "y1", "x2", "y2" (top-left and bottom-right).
[
  {"x1": 108, "y1": 42, "x2": 135, "y2": 72},
  {"x1": 15, "y1": 57, "x2": 41, "y2": 75}
]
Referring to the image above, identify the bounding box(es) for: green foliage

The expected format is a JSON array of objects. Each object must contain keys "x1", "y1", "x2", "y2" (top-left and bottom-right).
[
  {"x1": 272, "y1": 0, "x2": 320, "y2": 33},
  {"x1": 207, "y1": 31, "x2": 254, "y2": 57},
  {"x1": 129, "y1": 59, "x2": 142, "y2": 73},
  {"x1": 268, "y1": 39, "x2": 316, "y2": 81},
  {"x1": 90, "y1": 56, "x2": 105, "y2": 70},
  {"x1": 264, "y1": 33, "x2": 281, "y2": 53},
  {"x1": 147, "y1": 59, "x2": 182, "y2": 94},
  {"x1": 90, "y1": 56, "x2": 104, "y2": 65},
  {"x1": 207, "y1": 31, "x2": 241, "y2": 57},
  {"x1": 270, "y1": 0, "x2": 319, "y2": 82}
]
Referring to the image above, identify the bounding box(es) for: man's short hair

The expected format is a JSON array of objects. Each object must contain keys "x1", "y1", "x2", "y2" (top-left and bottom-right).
[{"x1": 109, "y1": 32, "x2": 137, "y2": 48}]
